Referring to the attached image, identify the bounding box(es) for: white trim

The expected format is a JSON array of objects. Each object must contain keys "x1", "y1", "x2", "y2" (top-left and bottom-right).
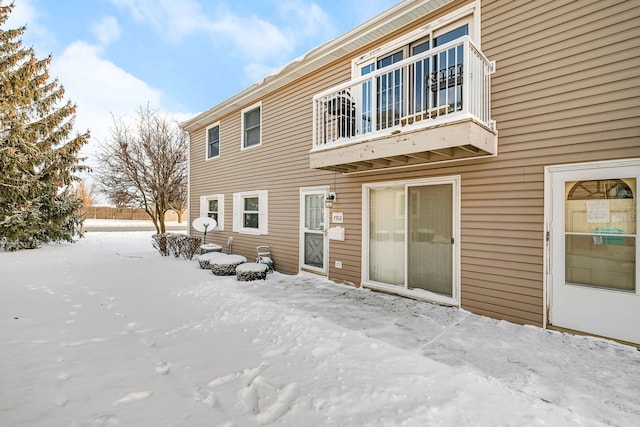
[
  {"x1": 240, "y1": 101, "x2": 262, "y2": 151},
  {"x1": 299, "y1": 186, "x2": 330, "y2": 274},
  {"x1": 361, "y1": 175, "x2": 461, "y2": 306},
  {"x1": 232, "y1": 190, "x2": 268, "y2": 235},
  {"x1": 205, "y1": 122, "x2": 221, "y2": 160},
  {"x1": 199, "y1": 194, "x2": 224, "y2": 231}
]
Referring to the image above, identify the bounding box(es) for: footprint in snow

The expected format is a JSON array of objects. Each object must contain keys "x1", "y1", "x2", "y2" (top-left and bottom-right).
[
  {"x1": 155, "y1": 362, "x2": 171, "y2": 375},
  {"x1": 113, "y1": 391, "x2": 153, "y2": 406},
  {"x1": 207, "y1": 364, "x2": 298, "y2": 424}
]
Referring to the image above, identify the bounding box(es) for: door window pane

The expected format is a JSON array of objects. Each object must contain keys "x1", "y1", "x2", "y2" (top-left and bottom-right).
[
  {"x1": 369, "y1": 187, "x2": 405, "y2": 285},
  {"x1": 408, "y1": 184, "x2": 453, "y2": 296},
  {"x1": 565, "y1": 179, "x2": 636, "y2": 291},
  {"x1": 305, "y1": 194, "x2": 324, "y2": 229}
]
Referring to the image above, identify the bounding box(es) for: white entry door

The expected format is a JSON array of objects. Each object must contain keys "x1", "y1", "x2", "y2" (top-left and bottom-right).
[
  {"x1": 300, "y1": 189, "x2": 328, "y2": 274},
  {"x1": 547, "y1": 159, "x2": 640, "y2": 343}
]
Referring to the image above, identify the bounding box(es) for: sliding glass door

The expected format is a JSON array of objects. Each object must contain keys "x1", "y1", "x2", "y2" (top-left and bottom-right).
[{"x1": 366, "y1": 178, "x2": 458, "y2": 304}]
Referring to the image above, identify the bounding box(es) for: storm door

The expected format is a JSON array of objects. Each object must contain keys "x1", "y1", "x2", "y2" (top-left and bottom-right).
[
  {"x1": 548, "y1": 160, "x2": 639, "y2": 344},
  {"x1": 300, "y1": 189, "x2": 328, "y2": 274}
]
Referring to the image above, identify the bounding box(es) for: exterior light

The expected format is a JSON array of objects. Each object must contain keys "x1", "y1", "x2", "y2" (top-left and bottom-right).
[{"x1": 325, "y1": 192, "x2": 336, "y2": 208}]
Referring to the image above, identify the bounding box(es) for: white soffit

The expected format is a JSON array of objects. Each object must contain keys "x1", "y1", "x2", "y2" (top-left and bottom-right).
[{"x1": 181, "y1": 0, "x2": 453, "y2": 132}]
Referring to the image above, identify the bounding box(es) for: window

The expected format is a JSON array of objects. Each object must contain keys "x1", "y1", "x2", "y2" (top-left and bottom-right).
[
  {"x1": 241, "y1": 102, "x2": 261, "y2": 149},
  {"x1": 233, "y1": 190, "x2": 268, "y2": 234},
  {"x1": 199, "y1": 194, "x2": 224, "y2": 230},
  {"x1": 206, "y1": 123, "x2": 220, "y2": 159}
]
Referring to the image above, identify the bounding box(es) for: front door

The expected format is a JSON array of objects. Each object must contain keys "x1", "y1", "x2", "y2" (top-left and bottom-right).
[
  {"x1": 547, "y1": 160, "x2": 640, "y2": 343},
  {"x1": 300, "y1": 189, "x2": 328, "y2": 274}
]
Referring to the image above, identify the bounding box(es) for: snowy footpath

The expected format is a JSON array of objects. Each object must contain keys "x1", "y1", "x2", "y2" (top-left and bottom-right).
[{"x1": 1, "y1": 232, "x2": 639, "y2": 426}]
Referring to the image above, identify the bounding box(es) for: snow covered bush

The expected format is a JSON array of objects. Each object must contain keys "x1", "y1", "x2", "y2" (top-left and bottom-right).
[
  {"x1": 166, "y1": 234, "x2": 182, "y2": 257},
  {"x1": 180, "y1": 236, "x2": 202, "y2": 260},
  {"x1": 152, "y1": 233, "x2": 201, "y2": 260},
  {"x1": 152, "y1": 234, "x2": 169, "y2": 256}
]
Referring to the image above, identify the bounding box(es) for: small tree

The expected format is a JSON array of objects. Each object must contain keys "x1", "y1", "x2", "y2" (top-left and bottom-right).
[
  {"x1": 75, "y1": 178, "x2": 96, "y2": 206},
  {"x1": 95, "y1": 106, "x2": 188, "y2": 234},
  {"x1": 168, "y1": 182, "x2": 187, "y2": 223},
  {"x1": 0, "y1": 2, "x2": 90, "y2": 250}
]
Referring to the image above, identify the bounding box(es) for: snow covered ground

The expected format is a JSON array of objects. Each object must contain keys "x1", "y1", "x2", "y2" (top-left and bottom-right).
[{"x1": 1, "y1": 231, "x2": 639, "y2": 426}]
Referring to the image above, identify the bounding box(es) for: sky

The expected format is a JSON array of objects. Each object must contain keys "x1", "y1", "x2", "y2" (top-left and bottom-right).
[
  {"x1": 5, "y1": 0, "x2": 399, "y2": 173},
  {"x1": 2, "y1": 230, "x2": 639, "y2": 425}
]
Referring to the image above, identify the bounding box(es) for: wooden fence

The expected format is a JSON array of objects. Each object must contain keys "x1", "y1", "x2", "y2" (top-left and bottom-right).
[{"x1": 82, "y1": 206, "x2": 179, "y2": 222}]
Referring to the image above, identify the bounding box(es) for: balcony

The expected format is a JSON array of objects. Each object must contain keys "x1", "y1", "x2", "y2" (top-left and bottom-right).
[{"x1": 310, "y1": 37, "x2": 497, "y2": 173}]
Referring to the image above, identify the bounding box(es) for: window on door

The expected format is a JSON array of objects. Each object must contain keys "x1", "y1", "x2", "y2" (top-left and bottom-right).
[{"x1": 564, "y1": 178, "x2": 636, "y2": 291}]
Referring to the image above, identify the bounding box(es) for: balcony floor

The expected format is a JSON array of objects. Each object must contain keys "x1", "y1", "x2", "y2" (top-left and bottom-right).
[{"x1": 310, "y1": 116, "x2": 497, "y2": 173}]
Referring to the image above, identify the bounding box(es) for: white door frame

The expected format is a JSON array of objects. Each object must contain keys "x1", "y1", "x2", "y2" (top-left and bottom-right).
[
  {"x1": 544, "y1": 158, "x2": 640, "y2": 342},
  {"x1": 299, "y1": 187, "x2": 329, "y2": 274},
  {"x1": 361, "y1": 176, "x2": 460, "y2": 306}
]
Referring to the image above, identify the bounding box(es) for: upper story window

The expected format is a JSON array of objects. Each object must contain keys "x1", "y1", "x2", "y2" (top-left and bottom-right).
[
  {"x1": 199, "y1": 194, "x2": 224, "y2": 230},
  {"x1": 241, "y1": 102, "x2": 262, "y2": 150},
  {"x1": 206, "y1": 123, "x2": 220, "y2": 159},
  {"x1": 233, "y1": 190, "x2": 268, "y2": 235}
]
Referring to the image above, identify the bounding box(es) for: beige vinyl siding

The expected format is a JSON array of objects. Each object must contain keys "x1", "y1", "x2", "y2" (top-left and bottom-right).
[
  {"x1": 189, "y1": 0, "x2": 639, "y2": 328},
  {"x1": 460, "y1": 0, "x2": 640, "y2": 325}
]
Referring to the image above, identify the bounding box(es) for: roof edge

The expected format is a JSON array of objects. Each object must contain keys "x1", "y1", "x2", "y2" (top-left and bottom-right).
[{"x1": 180, "y1": 0, "x2": 453, "y2": 132}]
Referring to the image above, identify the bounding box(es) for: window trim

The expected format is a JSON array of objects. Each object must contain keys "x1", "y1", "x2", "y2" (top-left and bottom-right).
[
  {"x1": 199, "y1": 194, "x2": 224, "y2": 231},
  {"x1": 232, "y1": 190, "x2": 268, "y2": 235},
  {"x1": 205, "y1": 122, "x2": 221, "y2": 160},
  {"x1": 241, "y1": 101, "x2": 262, "y2": 150}
]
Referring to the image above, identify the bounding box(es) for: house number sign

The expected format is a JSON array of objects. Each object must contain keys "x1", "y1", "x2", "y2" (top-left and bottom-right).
[{"x1": 331, "y1": 212, "x2": 344, "y2": 223}]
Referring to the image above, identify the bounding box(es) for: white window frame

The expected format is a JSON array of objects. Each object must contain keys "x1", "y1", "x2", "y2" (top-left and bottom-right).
[
  {"x1": 205, "y1": 122, "x2": 220, "y2": 160},
  {"x1": 233, "y1": 190, "x2": 268, "y2": 235},
  {"x1": 351, "y1": 2, "x2": 479, "y2": 77},
  {"x1": 199, "y1": 194, "x2": 224, "y2": 231},
  {"x1": 241, "y1": 101, "x2": 262, "y2": 150}
]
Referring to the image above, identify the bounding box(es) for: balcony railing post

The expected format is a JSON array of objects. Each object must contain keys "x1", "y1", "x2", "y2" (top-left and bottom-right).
[{"x1": 463, "y1": 39, "x2": 471, "y2": 119}]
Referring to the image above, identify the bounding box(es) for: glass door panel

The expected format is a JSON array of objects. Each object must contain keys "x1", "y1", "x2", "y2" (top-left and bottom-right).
[
  {"x1": 432, "y1": 24, "x2": 468, "y2": 113},
  {"x1": 564, "y1": 179, "x2": 636, "y2": 291},
  {"x1": 369, "y1": 187, "x2": 405, "y2": 285},
  {"x1": 407, "y1": 184, "x2": 453, "y2": 296}
]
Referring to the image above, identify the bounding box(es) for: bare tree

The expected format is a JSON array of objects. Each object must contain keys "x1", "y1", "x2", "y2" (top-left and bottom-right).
[
  {"x1": 168, "y1": 183, "x2": 188, "y2": 223},
  {"x1": 95, "y1": 106, "x2": 188, "y2": 234},
  {"x1": 74, "y1": 179, "x2": 96, "y2": 206}
]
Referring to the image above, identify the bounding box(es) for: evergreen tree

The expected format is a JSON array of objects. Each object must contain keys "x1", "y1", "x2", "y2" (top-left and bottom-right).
[{"x1": 0, "y1": 2, "x2": 90, "y2": 250}]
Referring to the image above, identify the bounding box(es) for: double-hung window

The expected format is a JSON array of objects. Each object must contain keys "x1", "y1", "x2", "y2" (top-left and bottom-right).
[
  {"x1": 242, "y1": 102, "x2": 261, "y2": 149},
  {"x1": 206, "y1": 123, "x2": 220, "y2": 159},
  {"x1": 233, "y1": 190, "x2": 268, "y2": 235},
  {"x1": 199, "y1": 194, "x2": 224, "y2": 230}
]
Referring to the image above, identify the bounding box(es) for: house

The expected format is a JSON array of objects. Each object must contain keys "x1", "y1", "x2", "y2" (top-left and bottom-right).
[{"x1": 181, "y1": 0, "x2": 640, "y2": 344}]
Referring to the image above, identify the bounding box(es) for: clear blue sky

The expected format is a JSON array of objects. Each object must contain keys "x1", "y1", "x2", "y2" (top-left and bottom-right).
[{"x1": 6, "y1": 0, "x2": 399, "y2": 166}]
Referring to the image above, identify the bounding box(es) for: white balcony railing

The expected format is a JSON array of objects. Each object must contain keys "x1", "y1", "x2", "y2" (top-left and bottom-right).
[{"x1": 312, "y1": 36, "x2": 495, "y2": 149}]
